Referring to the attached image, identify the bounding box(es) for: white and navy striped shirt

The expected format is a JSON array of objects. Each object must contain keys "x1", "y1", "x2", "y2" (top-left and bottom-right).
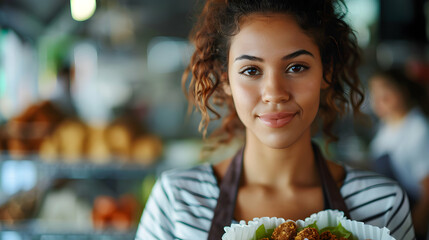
[{"x1": 135, "y1": 163, "x2": 415, "y2": 240}]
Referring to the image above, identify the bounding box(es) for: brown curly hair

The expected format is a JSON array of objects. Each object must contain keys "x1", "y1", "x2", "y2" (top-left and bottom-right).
[{"x1": 182, "y1": 0, "x2": 364, "y2": 146}]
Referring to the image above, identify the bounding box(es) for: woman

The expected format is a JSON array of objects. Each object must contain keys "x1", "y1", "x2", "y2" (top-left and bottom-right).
[
  {"x1": 369, "y1": 68, "x2": 429, "y2": 239},
  {"x1": 135, "y1": 0, "x2": 415, "y2": 239}
]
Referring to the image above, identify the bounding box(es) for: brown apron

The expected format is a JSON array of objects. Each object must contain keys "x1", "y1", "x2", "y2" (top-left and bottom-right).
[{"x1": 208, "y1": 142, "x2": 350, "y2": 239}]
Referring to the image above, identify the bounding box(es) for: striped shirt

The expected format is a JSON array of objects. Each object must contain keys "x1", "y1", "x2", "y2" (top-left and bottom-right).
[{"x1": 135, "y1": 163, "x2": 415, "y2": 240}]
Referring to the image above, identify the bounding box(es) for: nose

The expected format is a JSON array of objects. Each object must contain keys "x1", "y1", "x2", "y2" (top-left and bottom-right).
[{"x1": 261, "y1": 73, "x2": 291, "y2": 104}]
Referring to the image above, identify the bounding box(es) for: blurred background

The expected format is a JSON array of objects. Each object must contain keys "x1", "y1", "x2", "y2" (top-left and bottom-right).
[{"x1": 0, "y1": 0, "x2": 428, "y2": 239}]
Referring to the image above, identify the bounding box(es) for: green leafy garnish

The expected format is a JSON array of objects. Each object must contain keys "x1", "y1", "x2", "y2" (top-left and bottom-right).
[
  {"x1": 320, "y1": 222, "x2": 352, "y2": 239},
  {"x1": 254, "y1": 224, "x2": 275, "y2": 239}
]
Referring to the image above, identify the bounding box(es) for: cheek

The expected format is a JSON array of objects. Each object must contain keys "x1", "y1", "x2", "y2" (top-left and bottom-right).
[
  {"x1": 372, "y1": 95, "x2": 385, "y2": 108},
  {"x1": 372, "y1": 95, "x2": 397, "y2": 118},
  {"x1": 294, "y1": 80, "x2": 321, "y2": 114},
  {"x1": 231, "y1": 83, "x2": 258, "y2": 112},
  {"x1": 370, "y1": 90, "x2": 384, "y2": 110},
  {"x1": 305, "y1": 93, "x2": 321, "y2": 120}
]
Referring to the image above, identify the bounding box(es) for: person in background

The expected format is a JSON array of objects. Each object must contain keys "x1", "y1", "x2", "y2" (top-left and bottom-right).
[
  {"x1": 135, "y1": 0, "x2": 415, "y2": 239},
  {"x1": 369, "y1": 68, "x2": 429, "y2": 239}
]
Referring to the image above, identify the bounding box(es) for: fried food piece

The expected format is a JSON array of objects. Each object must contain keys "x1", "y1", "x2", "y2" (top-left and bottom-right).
[
  {"x1": 320, "y1": 231, "x2": 336, "y2": 240},
  {"x1": 271, "y1": 221, "x2": 298, "y2": 240},
  {"x1": 295, "y1": 227, "x2": 319, "y2": 240}
]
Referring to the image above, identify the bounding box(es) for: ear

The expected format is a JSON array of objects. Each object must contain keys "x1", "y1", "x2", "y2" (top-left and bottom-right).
[
  {"x1": 321, "y1": 67, "x2": 332, "y2": 89},
  {"x1": 221, "y1": 72, "x2": 232, "y2": 96}
]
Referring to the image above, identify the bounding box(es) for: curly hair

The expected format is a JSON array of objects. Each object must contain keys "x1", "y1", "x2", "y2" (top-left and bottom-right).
[{"x1": 182, "y1": 0, "x2": 364, "y2": 146}]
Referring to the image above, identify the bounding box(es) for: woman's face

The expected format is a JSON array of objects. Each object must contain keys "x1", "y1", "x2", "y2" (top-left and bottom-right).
[
  {"x1": 227, "y1": 13, "x2": 324, "y2": 149},
  {"x1": 369, "y1": 77, "x2": 405, "y2": 121}
]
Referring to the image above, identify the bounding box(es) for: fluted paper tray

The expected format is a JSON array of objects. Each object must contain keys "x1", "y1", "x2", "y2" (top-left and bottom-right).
[{"x1": 222, "y1": 210, "x2": 395, "y2": 240}]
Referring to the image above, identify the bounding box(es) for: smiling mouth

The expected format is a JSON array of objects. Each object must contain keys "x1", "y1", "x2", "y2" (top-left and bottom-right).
[{"x1": 258, "y1": 112, "x2": 296, "y2": 128}]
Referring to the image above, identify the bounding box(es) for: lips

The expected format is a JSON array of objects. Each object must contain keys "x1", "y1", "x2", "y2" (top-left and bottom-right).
[{"x1": 258, "y1": 112, "x2": 296, "y2": 128}]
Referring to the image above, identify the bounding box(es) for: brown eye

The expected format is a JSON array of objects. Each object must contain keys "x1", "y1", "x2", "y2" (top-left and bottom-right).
[
  {"x1": 287, "y1": 64, "x2": 308, "y2": 73},
  {"x1": 240, "y1": 67, "x2": 261, "y2": 76}
]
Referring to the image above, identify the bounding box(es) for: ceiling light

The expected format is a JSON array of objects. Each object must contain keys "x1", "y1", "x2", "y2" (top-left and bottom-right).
[{"x1": 71, "y1": 0, "x2": 96, "y2": 22}]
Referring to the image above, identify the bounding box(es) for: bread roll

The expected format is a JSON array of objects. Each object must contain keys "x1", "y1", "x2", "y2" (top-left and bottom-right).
[
  {"x1": 131, "y1": 135, "x2": 163, "y2": 166},
  {"x1": 54, "y1": 119, "x2": 87, "y2": 163},
  {"x1": 86, "y1": 127, "x2": 111, "y2": 164}
]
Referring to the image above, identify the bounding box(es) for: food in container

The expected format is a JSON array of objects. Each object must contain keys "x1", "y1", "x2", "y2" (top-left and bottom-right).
[{"x1": 222, "y1": 210, "x2": 394, "y2": 240}]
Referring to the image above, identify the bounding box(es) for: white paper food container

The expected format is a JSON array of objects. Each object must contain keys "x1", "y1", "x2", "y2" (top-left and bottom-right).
[{"x1": 222, "y1": 210, "x2": 395, "y2": 240}]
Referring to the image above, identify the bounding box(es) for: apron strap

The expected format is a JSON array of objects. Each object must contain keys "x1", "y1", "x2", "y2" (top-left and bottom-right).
[
  {"x1": 208, "y1": 142, "x2": 350, "y2": 239},
  {"x1": 312, "y1": 142, "x2": 351, "y2": 219},
  {"x1": 208, "y1": 147, "x2": 244, "y2": 240}
]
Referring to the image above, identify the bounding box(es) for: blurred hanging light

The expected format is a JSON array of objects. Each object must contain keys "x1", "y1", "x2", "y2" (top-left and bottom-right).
[{"x1": 70, "y1": 0, "x2": 96, "y2": 21}]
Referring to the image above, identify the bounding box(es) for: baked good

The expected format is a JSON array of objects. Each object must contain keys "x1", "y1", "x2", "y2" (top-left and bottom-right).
[
  {"x1": 86, "y1": 127, "x2": 110, "y2": 164},
  {"x1": 131, "y1": 135, "x2": 163, "y2": 165}
]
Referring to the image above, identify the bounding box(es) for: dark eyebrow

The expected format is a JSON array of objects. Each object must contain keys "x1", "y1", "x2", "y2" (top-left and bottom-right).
[
  {"x1": 234, "y1": 55, "x2": 263, "y2": 62},
  {"x1": 234, "y1": 49, "x2": 314, "y2": 62},
  {"x1": 282, "y1": 49, "x2": 314, "y2": 60}
]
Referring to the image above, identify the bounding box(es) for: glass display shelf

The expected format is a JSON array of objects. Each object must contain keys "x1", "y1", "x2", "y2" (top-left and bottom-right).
[
  {"x1": 1, "y1": 227, "x2": 137, "y2": 240},
  {"x1": 37, "y1": 161, "x2": 157, "y2": 180},
  {"x1": 0, "y1": 155, "x2": 159, "y2": 180}
]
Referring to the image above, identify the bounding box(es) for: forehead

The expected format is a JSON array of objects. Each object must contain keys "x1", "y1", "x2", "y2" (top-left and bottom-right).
[
  {"x1": 370, "y1": 76, "x2": 394, "y2": 89},
  {"x1": 238, "y1": 13, "x2": 299, "y2": 29},
  {"x1": 370, "y1": 76, "x2": 403, "y2": 97},
  {"x1": 229, "y1": 13, "x2": 320, "y2": 59}
]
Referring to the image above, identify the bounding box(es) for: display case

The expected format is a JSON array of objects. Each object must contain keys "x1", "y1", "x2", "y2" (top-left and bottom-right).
[{"x1": 0, "y1": 157, "x2": 159, "y2": 240}]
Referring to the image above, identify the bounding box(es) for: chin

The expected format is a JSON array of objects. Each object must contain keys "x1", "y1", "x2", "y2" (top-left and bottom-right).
[
  {"x1": 261, "y1": 134, "x2": 302, "y2": 149},
  {"x1": 246, "y1": 123, "x2": 312, "y2": 149}
]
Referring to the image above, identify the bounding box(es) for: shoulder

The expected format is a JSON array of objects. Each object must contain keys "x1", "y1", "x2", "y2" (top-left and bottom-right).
[
  {"x1": 136, "y1": 164, "x2": 218, "y2": 239},
  {"x1": 342, "y1": 166, "x2": 398, "y2": 189},
  {"x1": 159, "y1": 164, "x2": 218, "y2": 189},
  {"x1": 407, "y1": 108, "x2": 428, "y2": 124},
  {"x1": 341, "y1": 166, "x2": 414, "y2": 239},
  {"x1": 341, "y1": 166, "x2": 405, "y2": 206},
  {"x1": 157, "y1": 164, "x2": 220, "y2": 202},
  {"x1": 403, "y1": 108, "x2": 429, "y2": 136}
]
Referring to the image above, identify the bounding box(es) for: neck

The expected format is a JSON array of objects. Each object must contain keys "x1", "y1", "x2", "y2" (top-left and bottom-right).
[
  {"x1": 242, "y1": 130, "x2": 319, "y2": 189},
  {"x1": 384, "y1": 108, "x2": 409, "y2": 126}
]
